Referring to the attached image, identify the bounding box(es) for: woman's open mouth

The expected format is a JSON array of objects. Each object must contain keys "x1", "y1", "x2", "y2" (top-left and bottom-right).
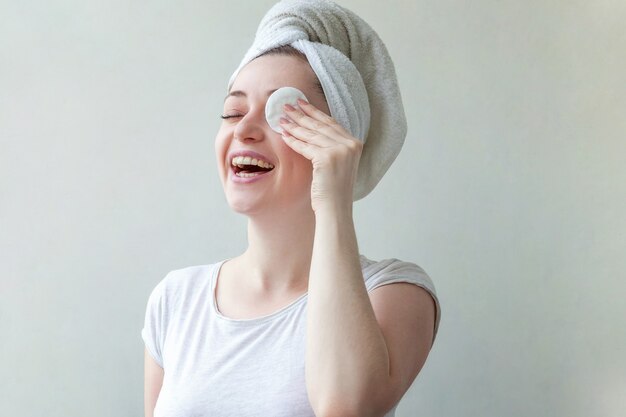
[{"x1": 230, "y1": 155, "x2": 275, "y2": 181}]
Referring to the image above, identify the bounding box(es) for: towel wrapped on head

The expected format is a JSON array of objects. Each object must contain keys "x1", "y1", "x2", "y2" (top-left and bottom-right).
[{"x1": 229, "y1": 0, "x2": 407, "y2": 201}]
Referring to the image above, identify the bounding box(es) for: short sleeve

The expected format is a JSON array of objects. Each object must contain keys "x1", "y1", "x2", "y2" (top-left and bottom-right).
[
  {"x1": 141, "y1": 278, "x2": 167, "y2": 368},
  {"x1": 364, "y1": 258, "x2": 442, "y2": 345}
]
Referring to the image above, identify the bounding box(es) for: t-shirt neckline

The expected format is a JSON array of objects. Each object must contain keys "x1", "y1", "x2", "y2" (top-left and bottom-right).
[{"x1": 210, "y1": 258, "x2": 309, "y2": 325}]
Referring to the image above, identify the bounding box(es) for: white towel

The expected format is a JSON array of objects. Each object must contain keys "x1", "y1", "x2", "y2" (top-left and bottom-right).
[{"x1": 228, "y1": 0, "x2": 407, "y2": 201}]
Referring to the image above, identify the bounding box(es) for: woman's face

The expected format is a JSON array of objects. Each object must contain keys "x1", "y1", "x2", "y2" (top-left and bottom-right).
[{"x1": 215, "y1": 54, "x2": 330, "y2": 215}]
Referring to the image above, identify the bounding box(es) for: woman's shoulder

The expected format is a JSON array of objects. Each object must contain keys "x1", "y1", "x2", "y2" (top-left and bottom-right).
[
  {"x1": 158, "y1": 262, "x2": 217, "y2": 285},
  {"x1": 360, "y1": 254, "x2": 430, "y2": 278},
  {"x1": 360, "y1": 254, "x2": 441, "y2": 342},
  {"x1": 147, "y1": 261, "x2": 224, "y2": 307},
  {"x1": 359, "y1": 253, "x2": 436, "y2": 294}
]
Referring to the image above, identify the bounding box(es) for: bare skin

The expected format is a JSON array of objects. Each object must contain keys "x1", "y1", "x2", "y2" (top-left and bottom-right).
[{"x1": 145, "y1": 54, "x2": 436, "y2": 417}]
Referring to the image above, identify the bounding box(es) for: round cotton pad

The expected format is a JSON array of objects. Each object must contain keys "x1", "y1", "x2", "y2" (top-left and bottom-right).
[{"x1": 265, "y1": 87, "x2": 308, "y2": 133}]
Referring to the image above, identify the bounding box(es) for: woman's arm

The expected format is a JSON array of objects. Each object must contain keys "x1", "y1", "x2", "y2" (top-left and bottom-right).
[
  {"x1": 280, "y1": 101, "x2": 436, "y2": 417},
  {"x1": 306, "y1": 207, "x2": 436, "y2": 417},
  {"x1": 306, "y1": 206, "x2": 388, "y2": 417},
  {"x1": 144, "y1": 348, "x2": 164, "y2": 417}
]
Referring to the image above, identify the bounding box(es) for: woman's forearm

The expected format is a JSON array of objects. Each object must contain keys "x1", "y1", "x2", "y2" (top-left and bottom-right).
[{"x1": 305, "y1": 205, "x2": 391, "y2": 417}]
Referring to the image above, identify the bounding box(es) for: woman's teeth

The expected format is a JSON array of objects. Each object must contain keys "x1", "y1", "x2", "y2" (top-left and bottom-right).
[
  {"x1": 230, "y1": 155, "x2": 275, "y2": 178},
  {"x1": 231, "y1": 155, "x2": 274, "y2": 169},
  {"x1": 236, "y1": 171, "x2": 265, "y2": 178}
]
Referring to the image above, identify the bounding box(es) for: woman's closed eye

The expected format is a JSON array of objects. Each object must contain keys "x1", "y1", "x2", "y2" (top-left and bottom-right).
[{"x1": 220, "y1": 114, "x2": 244, "y2": 120}]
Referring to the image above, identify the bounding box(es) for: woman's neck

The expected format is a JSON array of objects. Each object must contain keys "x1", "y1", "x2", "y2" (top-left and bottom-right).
[{"x1": 239, "y1": 206, "x2": 316, "y2": 294}]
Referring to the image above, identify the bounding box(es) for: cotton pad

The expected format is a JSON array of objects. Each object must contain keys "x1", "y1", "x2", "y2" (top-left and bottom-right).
[{"x1": 265, "y1": 87, "x2": 308, "y2": 133}]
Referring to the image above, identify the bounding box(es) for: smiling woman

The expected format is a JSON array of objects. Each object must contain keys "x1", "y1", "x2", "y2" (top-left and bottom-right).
[{"x1": 141, "y1": 1, "x2": 441, "y2": 417}]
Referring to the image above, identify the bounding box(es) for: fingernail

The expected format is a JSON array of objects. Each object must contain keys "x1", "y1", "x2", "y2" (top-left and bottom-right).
[
  {"x1": 297, "y1": 98, "x2": 308, "y2": 106},
  {"x1": 284, "y1": 103, "x2": 295, "y2": 111},
  {"x1": 279, "y1": 117, "x2": 290, "y2": 124}
]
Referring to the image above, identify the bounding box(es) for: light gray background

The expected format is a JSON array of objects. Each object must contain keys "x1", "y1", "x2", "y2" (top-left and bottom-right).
[{"x1": 1, "y1": 0, "x2": 625, "y2": 416}]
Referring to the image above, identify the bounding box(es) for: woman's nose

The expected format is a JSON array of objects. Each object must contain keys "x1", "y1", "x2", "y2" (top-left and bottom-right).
[{"x1": 233, "y1": 108, "x2": 267, "y2": 143}]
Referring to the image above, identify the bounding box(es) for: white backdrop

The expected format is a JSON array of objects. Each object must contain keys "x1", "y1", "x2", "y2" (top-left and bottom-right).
[{"x1": 1, "y1": 0, "x2": 625, "y2": 416}]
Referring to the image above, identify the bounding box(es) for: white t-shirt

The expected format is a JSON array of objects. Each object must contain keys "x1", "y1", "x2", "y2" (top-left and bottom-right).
[{"x1": 142, "y1": 254, "x2": 441, "y2": 417}]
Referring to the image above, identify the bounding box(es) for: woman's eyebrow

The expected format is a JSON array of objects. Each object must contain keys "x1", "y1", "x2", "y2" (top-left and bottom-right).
[
  {"x1": 223, "y1": 89, "x2": 279, "y2": 102},
  {"x1": 224, "y1": 90, "x2": 246, "y2": 101}
]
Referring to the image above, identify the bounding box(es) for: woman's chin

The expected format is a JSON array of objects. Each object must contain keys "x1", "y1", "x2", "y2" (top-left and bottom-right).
[
  {"x1": 226, "y1": 193, "x2": 277, "y2": 216},
  {"x1": 226, "y1": 194, "x2": 312, "y2": 217},
  {"x1": 227, "y1": 198, "x2": 264, "y2": 215}
]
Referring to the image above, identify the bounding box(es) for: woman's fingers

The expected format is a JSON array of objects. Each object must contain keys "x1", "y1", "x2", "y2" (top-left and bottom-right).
[
  {"x1": 296, "y1": 99, "x2": 350, "y2": 136},
  {"x1": 279, "y1": 99, "x2": 363, "y2": 167},
  {"x1": 282, "y1": 102, "x2": 351, "y2": 145},
  {"x1": 280, "y1": 129, "x2": 317, "y2": 160},
  {"x1": 279, "y1": 117, "x2": 335, "y2": 148}
]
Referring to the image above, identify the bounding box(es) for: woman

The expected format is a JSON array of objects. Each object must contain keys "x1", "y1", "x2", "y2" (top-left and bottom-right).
[{"x1": 142, "y1": 1, "x2": 441, "y2": 416}]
